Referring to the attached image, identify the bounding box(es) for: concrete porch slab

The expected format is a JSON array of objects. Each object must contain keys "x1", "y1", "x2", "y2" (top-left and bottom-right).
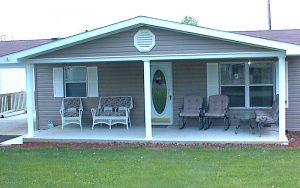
[{"x1": 23, "y1": 123, "x2": 287, "y2": 144}]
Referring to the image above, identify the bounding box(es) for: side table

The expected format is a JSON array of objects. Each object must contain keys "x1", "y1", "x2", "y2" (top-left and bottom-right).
[{"x1": 234, "y1": 112, "x2": 256, "y2": 134}]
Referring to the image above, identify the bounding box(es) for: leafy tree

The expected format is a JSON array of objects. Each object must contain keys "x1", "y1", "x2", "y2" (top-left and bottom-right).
[
  {"x1": 181, "y1": 16, "x2": 198, "y2": 26},
  {"x1": 0, "y1": 35, "x2": 7, "y2": 41}
]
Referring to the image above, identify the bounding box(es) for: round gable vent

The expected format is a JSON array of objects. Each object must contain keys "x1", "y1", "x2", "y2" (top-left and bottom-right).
[{"x1": 134, "y1": 29, "x2": 156, "y2": 52}]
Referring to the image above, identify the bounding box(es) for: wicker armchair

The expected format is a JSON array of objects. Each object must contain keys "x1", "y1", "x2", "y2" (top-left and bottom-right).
[{"x1": 59, "y1": 98, "x2": 83, "y2": 130}]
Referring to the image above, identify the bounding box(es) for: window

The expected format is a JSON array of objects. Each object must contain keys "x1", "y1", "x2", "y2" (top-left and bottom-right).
[
  {"x1": 249, "y1": 63, "x2": 274, "y2": 107},
  {"x1": 220, "y1": 62, "x2": 274, "y2": 108},
  {"x1": 220, "y1": 63, "x2": 245, "y2": 107},
  {"x1": 64, "y1": 66, "x2": 87, "y2": 97}
]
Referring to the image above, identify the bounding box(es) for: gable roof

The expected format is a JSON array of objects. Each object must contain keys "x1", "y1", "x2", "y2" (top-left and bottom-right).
[{"x1": 2, "y1": 16, "x2": 300, "y2": 64}]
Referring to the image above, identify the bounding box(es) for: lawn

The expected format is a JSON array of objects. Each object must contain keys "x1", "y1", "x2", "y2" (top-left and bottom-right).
[{"x1": 0, "y1": 146, "x2": 299, "y2": 188}]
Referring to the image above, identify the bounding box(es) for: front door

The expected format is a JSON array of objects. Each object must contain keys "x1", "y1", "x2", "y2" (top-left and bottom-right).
[{"x1": 151, "y1": 63, "x2": 173, "y2": 125}]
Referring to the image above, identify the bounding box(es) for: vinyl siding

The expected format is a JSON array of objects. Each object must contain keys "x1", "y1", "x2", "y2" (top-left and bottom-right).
[
  {"x1": 35, "y1": 62, "x2": 144, "y2": 129},
  {"x1": 286, "y1": 57, "x2": 300, "y2": 130},
  {"x1": 35, "y1": 59, "x2": 300, "y2": 131},
  {"x1": 35, "y1": 61, "x2": 207, "y2": 129},
  {"x1": 172, "y1": 61, "x2": 206, "y2": 126},
  {"x1": 34, "y1": 27, "x2": 272, "y2": 59}
]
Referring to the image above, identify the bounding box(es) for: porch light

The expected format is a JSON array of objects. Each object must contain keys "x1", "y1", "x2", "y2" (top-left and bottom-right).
[{"x1": 248, "y1": 59, "x2": 251, "y2": 65}]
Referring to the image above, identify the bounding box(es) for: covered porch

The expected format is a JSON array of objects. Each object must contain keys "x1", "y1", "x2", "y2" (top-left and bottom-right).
[
  {"x1": 22, "y1": 53, "x2": 287, "y2": 144},
  {"x1": 1, "y1": 17, "x2": 293, "y2": 144}
]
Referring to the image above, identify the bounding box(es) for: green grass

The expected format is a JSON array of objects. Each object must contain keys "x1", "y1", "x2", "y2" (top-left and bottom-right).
[{"x1": 0, "y1": 146, "x2": 300, "y2": 188}]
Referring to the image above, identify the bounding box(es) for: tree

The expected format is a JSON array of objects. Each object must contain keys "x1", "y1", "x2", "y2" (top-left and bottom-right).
[
  {"x1": 0, "y1": 35, "x2": 7, "y2": 41},
  {"x1": 181, "y1": 16, "x2": 198, "y2": 26}
]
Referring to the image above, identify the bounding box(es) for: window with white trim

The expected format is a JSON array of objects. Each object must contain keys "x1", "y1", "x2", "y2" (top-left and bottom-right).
[
  {"x1": 220, "y1": 62, "x2": 274, "y2": 108},
  {"x1": 64, "y1": 66, "x2": 87, "y2": 97}
]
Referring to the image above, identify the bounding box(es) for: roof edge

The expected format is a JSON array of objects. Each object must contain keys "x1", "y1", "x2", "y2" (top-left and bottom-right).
[{"x1": 1, "y1": 16, "x2": 300, "y2": 63}]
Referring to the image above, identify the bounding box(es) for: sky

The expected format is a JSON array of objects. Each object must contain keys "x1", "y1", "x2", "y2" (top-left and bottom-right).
[{"x1": 1, "y1": 0, "x2": 300, "y2": 40}]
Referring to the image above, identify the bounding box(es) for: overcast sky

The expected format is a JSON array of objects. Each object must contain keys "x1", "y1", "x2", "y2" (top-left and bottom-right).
[{"x1": 1, "y1": 0, "x2": 300, "y2": 40}]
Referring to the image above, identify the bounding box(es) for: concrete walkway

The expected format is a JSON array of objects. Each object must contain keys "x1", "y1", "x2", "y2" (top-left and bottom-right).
[{"x1": 0, "y1": 114, "x2": 27, "y2": 135}]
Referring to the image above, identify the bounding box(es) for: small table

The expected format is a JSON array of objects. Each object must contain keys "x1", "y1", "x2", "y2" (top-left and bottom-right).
[{"x1": 234, "y1": 112, "x2": 256, "y2": 134}]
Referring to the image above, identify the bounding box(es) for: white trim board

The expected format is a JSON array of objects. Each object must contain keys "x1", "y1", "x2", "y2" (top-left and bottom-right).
[
  {"x1": 1, "y1": 16, "x2": 300, "y2": 64},
  {"x1": 23, "y1": 51, "x2": 284, "y2": 64}
]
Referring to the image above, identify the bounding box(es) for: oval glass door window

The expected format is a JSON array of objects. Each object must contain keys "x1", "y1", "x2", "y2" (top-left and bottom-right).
[{"x1": 152, "y1": 70, "x2": 167, "y2": 114}]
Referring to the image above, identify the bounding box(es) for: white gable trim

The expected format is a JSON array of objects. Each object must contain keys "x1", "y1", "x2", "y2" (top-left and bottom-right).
[{"x1": 1, "y1": 16, "x2": 300, "y2": 64}]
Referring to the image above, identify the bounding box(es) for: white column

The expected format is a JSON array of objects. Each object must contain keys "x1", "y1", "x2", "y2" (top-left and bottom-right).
[
  {"x1": 275, "y1": 61, "x2": 279, "y2": 94},
  {"x1": 144, "y1": 60, "x2": 152, "y2": 140},
  {"x1": 278, "y1": 56, "x2": 286, "y2": 140},
  {"x1": 26, "y1": 64, "x2": 35, "y2": 137}
]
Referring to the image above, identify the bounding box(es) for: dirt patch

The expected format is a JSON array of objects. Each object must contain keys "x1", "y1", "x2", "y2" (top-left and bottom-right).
[
  {"x1": 286, "y1": 131, "x2": 300, "y2": 147},
  {"x1": 2, "y1": 131, "x2": 300, "y2": 149}
]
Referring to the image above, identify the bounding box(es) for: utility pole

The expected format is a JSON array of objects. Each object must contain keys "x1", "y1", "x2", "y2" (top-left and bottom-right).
[{"x1": 268, "y1": 0, "x2": 272, "y2": 30}]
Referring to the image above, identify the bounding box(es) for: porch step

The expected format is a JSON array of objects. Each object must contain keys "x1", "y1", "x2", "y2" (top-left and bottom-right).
[{"x1": 23, "y1": 137, "x2": 289, "y2": 145}]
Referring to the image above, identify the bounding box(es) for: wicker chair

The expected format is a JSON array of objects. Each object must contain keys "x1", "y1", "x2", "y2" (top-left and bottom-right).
[
  {"x1": 255, "y1": 95, "x2": 279, "y2": 137},
  {"x1": 204, "y1": 95, "x2": 230, "y2": 130},
  {"x1": 59, "y1": 98, "x2": 83, "y2": 130}
]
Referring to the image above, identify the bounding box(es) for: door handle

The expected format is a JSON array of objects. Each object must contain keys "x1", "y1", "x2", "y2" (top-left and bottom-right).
[{"x1": 170, "y1": 95, "x2": 172, "y2": 100}]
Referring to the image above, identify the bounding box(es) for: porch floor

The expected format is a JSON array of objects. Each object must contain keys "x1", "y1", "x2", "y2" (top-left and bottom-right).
[{"x1": 24, "y1": 123, "x2": 287, "y2": 144}]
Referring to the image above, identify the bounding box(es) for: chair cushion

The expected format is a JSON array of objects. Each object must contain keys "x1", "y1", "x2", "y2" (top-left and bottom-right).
[
  {"x1": 255, "y1": 110, "x2": 275, "y2": 124},
  {"x1": 95, "y1": 110, "x2": 126, "y2": 117},
  {"x1": 205, "y1": 112, "x2": 225, "y2": 118},
  {"x1": 104, "y1": 107, "x2": 113, "y2": 112},
  {"x1": 64, "y1": 111, "x2": 79, "y2": 117},
  {"x1": 179, "y1": 112, "x2": 199, "y2": 117},
  {"x1": 66, "y1": 107, "x2": 76, "y2": 113}
]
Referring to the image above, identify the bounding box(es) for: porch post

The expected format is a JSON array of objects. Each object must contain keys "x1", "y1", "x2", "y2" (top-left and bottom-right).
[
  {"x1": 25, "y1": 64, "x2": 35, "y2": 137},
  {"x1": 278, "y1": 55, "x2": 286, "y2": 141},
  {"x1": 143, "y1": 60, "x2": 152, "y2": 140}
]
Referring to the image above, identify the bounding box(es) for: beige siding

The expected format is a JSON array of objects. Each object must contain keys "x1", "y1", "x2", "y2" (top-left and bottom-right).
[
  {"x1": 98, "y1": 62, "x2": 145, "y2": 126},
  {"x1": 36, "y1": 59, "x2": 300, "y2": 131},
  {"x1": 172, "y1": 61, "x2": 207, "y2": 126},
  {"x1": 35, "y1": 61, "x2": 207, "y2": 129},
  {"x1": 34, "y1": 27, "x2": 271, "y2": 59},
  {"x1": 35, "y1": 62, "x2": 144, "y2": 129},
  {"x1": 35, "y1": 64, "x2": 62, "y2": 129},
  {"x1": 286, "y1": 57, "x2": 300, "y2": 130}
]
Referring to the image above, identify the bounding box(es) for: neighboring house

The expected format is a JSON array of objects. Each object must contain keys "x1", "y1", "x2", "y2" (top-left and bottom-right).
[
  {"x1": 1, "y1": 16, "x2": 300, "y2": 143},
  {"x1": 0, "y1": 39, "x2": 54, "y2": 94},
  {"x1": 0, "y1": 68, "x2": 26, "y2": 94}
]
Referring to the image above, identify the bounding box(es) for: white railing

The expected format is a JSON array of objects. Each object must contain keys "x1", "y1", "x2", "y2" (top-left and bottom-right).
[{"x1": 0, "y1": 91, "x2": 26, "y2": 115}]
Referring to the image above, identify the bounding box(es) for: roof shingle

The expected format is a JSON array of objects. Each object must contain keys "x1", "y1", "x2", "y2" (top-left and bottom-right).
[
  {"x1": 0, "y1": 39, "x2": 53, "y2": 57},
  {"x1": 235, "y1": 29, "x2": 300, "y2": 45}
]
